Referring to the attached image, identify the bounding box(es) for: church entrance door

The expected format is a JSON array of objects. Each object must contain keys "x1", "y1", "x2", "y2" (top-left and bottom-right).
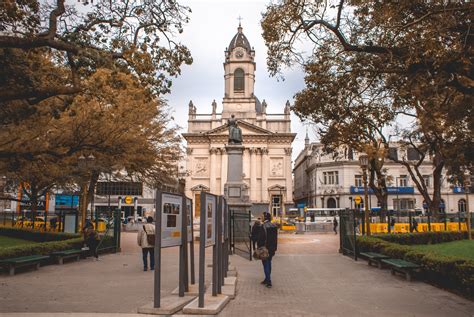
[{"x1": 327, "y1": 198, "x2": 337, "y2": 208}]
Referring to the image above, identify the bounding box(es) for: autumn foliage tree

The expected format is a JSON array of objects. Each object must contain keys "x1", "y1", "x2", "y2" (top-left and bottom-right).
[
  {"x1": 262, "y1": 0, "x2": 473, "y2": 216},
  {"x1": 0, "y1": 1, "x2": 190, "y2": 218}
]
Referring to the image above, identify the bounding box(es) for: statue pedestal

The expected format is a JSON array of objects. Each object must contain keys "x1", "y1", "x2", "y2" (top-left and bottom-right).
[{"x1": 224, "y1": 145, "x2": 251, "y2": 209}]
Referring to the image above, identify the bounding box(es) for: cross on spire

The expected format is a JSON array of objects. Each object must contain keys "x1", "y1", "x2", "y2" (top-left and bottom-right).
[{"x1": 237, "y1": 15, "x2": 243, "y2": 26}]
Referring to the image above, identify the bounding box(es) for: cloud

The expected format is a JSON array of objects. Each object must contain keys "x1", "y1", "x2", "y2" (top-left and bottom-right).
[{"x1": 167, "y1": 0, "x2": 310, "y2": 162}]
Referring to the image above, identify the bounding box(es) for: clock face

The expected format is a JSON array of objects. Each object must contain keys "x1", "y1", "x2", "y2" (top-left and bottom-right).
[{"x1": 235, "y1": 50, "x2": 244, "y2": 58}]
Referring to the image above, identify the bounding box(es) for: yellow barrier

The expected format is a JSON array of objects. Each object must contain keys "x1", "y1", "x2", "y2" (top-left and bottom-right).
[
  {"x1": 359, "y1": 222, "x2": 469, "y2": 234},
  {"x1": 281, "y1": 225, "x2": 296, "y2": 231}
]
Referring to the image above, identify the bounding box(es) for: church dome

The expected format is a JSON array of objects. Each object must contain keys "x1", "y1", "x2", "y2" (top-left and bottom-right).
[{"x1": 228, "y1": 24, "x2": 251, "y2": 52}]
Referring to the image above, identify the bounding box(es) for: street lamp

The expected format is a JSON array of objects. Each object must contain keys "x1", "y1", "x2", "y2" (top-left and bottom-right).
[
  {"x1": 463, "y1": 170, "x2": 471, "y2": 240},
  {"x1": 359, "y1": 154, "x2": 371, "y2": 236}
]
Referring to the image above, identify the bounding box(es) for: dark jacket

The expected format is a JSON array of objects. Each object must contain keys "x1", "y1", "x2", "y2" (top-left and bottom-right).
[{"x1": 254, "y1": 221, "x2": 278, "y2": 257}]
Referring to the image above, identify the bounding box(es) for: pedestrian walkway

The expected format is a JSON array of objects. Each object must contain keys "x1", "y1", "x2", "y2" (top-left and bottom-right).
[
  {"x1": 222, "y1": 233, "x2": 474, "y2": 317},
  {"x1": 0, "y1": 233, "x2": 472, "y2": 316}
]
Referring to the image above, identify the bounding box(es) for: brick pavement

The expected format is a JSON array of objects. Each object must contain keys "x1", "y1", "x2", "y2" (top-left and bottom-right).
[
  {"x1": 0, "y1": 232, "x2": 472, "y2": 316},
  {"x1": 220, "y1": 233, "x2": 474, "y2": 317}
]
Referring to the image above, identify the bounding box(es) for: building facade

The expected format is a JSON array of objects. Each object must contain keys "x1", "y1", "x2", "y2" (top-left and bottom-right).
[
  {"x1": 293, "y1": 139, "x2": 472, "y2": 214},
  {"x1": 182, "y1": 24, "x2": 296, "y2": 217}
]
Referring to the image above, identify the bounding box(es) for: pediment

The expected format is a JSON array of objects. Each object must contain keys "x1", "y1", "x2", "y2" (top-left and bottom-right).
[
  {"x1": 268, "y1": 184, "x2": 286, "y2": 191},
  {"x1": 191, "y1": 184, "x2": 210, "y2": 191},
  {"x1": 204, "y1": 120, "x2": 273, "y2": 136}
]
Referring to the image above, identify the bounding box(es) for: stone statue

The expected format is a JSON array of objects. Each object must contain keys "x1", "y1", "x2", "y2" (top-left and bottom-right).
[
  {"x1": 212, "y1": 99, "x2": 217, "y2": 114},
  {"x1": 228, "y1": 114, "x2": 242, "y2": 144},
  {"x1": 188, "y1": 100, "x2": 196, "y2": 115},
  {"x1": 284, "y1": 100, "x2": 291, "y2": 115}
]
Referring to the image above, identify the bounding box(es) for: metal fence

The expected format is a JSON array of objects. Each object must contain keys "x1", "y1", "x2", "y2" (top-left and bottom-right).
[
  {"x1": 230, "y1": 209, "x2": 252, "y2": 261},
  {"x1": 339, "y1": 209, "x2": 357, "y2": 260}
]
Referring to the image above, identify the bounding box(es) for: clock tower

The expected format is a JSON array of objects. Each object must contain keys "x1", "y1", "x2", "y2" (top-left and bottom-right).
[{"x1": 222, "y1": 23, "x2": 257, "y2": 119}]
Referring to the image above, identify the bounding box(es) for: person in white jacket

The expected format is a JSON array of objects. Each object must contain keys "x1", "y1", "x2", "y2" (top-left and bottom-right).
[{"x1": 137, "y1": 216, "x2": 155, "y2": 271}]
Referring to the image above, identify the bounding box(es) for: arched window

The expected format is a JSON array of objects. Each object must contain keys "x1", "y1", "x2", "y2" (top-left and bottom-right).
[
  {"x1": 327, "y1": 197, "x2": 337, "y2": 208},
  {"x1": 234, "y1": 68, "x2": 244, "y2": 92},
  {"x1": 458, "y1": 199, "x2": 466, "y2": 213}
]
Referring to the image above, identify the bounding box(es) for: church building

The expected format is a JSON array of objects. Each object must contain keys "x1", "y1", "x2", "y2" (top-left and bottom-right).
[{"x1": 182, "y1": 24, "x2": 296, "y2": 217}]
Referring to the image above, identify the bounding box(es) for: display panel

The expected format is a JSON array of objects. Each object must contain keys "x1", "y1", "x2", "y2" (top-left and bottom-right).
[
  {"x1": 203, "y1": 194, "x2": 216, "y2": 246},
  {"x1": 186, "y1": 197, "x2": 193, "y2": 243},
  {"x1": 161, "y1": 193, "x2": 183, "y2": 248}
]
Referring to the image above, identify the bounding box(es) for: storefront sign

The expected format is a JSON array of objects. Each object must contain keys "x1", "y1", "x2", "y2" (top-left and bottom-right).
[{"x1": 350, "y1": 186, "x2": 415, "y2": 194}]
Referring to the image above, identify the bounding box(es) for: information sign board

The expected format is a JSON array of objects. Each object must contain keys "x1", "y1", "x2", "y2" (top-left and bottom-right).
[
  {"x1": 203, "y1": 194, "x2": 216, "y2": 247},
  {"x1": 186, "y1": 197, "x2": 193, "y2": 243},
  {"x1": 161, "y1": 192, "x2": 183, "y2": 248}
]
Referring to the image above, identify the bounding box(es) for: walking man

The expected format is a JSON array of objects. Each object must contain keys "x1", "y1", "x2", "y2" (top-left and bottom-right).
[
  {"x1": 251, "y1": 217, "x2": 262, "y2": 250},
  {"x1": 137, "y1": 216, "x2": 155, "y2": 271},
  {"x1": 333, "y1": 217, "x2": 338, "y2": 235},
  {"x1": 83, "y1": 221, "x2": 99, "y2": 260},
  {"x1": 254, "y1": 212, "x2": 278, "y2": 288},
  {"x1": 412, "y1": 218, "x2": 419, "y2": 232},
  {"x1": 390, "y1": 217, "x2": 396, "y2": 233}
]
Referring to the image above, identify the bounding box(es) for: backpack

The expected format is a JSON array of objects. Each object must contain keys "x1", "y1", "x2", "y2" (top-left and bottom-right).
[{"x1": 143, "y1": 225, "x2": 155, "y2": 246}]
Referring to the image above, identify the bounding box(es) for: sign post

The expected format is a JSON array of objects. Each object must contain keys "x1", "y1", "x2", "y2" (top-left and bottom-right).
[
  {"x1": 153, "y1": 190, "x2": 162, "y2": 308},
  {"x1": 198, "y1": 192, "x2": 216, "y2": 307},
  {"x1": 187, "y1": 198, "x2": 195, "y2": 285},
  {"x1": 139, "y1": 190, "x2": 195, "y2": 315}
]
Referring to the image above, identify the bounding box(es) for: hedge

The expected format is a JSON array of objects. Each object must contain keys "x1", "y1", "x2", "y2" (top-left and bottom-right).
[
  {"x1": 0, "y1": 226, "x2": 116, "y2": 261},
  {"x1": 374, "y1": 231, "x2": 472, "y2": 245},
  {"x1": 0, "y1": 226, "x2": 80, "y2": 242},
  {"x1": 0, "y1": 238, "x2": 84, "y2": 260},
  {"x1": 357, "y1": 235, "x2": 474, "y2": 298}
]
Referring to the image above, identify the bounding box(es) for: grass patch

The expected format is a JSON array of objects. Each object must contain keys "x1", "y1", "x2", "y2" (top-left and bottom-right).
[
  {"x1": 411, "y1": 240, "x2": 474, "y2": 261},
  {"x1": 0, "y1": 235, "x2": 36, "y2": 249}
]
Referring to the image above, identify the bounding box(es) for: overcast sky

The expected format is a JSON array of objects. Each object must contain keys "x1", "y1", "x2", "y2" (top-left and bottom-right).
[{"x1": 166, "y1": 0, "x2": 316, "y2": 163}]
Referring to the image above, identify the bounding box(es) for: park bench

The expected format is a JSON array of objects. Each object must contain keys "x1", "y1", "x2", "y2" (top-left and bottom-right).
[
  {"x1": 381, "y1": 258, "x2": 420, "y2": 282},
  {"x1": 0, "y1": 255, "x2": 50, "y2": 276},
  {"x1": 359, "y1": 252, "x2": 390, "y2": 268},
  {"x1": 50, "y1": 249, "x2": 83, "y2": 265}
]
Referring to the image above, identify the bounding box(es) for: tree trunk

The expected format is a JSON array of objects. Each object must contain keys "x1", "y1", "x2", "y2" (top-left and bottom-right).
[
  {"x1": 87, "y1": 171, "x2": 100, "y2": 220},
  {"x1": 30, "y1": 184, "x2": 38, "y2": 229}
]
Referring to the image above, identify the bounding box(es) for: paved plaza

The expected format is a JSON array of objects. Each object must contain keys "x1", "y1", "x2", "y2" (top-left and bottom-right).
[{"x1": 0, "y1": 232, "x2": 473, "y2": 317}]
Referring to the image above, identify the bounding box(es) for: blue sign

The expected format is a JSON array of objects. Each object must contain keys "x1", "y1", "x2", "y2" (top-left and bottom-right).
[
  {"x1": 350, "y1": 186, "x2": 414, "y2": 195},
  {"x1": 297, "y1": 203, "x2": 306, "y2": 208},
  {"x1": 55, "y1": 195, "x2": 79, "y2": 207},
  {"x1": 453, "y1": 187, "x2": 465, "y2": 194},
  {"x1": 351, "y1": 186, "x2": 374, "y2": 194}
]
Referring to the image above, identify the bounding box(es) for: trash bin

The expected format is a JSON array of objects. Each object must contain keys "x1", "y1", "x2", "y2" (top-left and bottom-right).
[{"x1": 296, "y1": 222, "x2": 305, "y2": 234}]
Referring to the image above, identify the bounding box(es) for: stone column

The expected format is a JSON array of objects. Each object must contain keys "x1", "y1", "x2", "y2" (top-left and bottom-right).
[
  {"x1": 243, "y1": 147, "x2": 250, "y2": 180},
  {"x1": 250, "y1": 148, "x2": 257, "y2": 202},
  {"x1": 285, "y1": 148, "x2": 292, "y2": 206},
  {"x1": 209, "y1": 148, "x2": 217, "y2": 194},
  {"x1": 220, "y1": 148, "x2": 227, "y2": 196},
  {"x1": 261, "y1": 147, "x2": 269, "y2": 203},
  {"x1": 185, "y1": 148, "x2": 193, "y2": 198}
]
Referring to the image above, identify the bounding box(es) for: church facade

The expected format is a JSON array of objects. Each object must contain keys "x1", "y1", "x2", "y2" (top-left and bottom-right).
[{"x1": 182, "y1": 24, "x2": 296, "y2": 217}]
